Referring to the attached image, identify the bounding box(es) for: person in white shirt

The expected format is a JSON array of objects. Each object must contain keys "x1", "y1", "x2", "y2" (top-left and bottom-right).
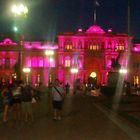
[{"x1": 51, "y1": 79, "x2": 65, "y2": 120}]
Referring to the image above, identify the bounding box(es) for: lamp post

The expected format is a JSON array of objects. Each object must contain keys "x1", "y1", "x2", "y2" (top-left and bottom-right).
[
  {"x1": 23, "y1": 68, "x2": 31, "y2": 84},
  {"x1": 45, "y1": 50, "x2": 54, "y2": 85},
  {"x1": 11, "y1": 2, "x2": 28, "y2": 81}
]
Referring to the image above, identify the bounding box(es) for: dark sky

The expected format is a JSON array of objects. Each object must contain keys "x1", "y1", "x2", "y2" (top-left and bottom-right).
[{"x1": 0, "y1": 0, "x2": 140, "y2": 41}]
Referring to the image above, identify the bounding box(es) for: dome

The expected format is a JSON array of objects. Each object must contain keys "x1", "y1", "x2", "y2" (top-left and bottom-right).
[{"x1": 86, "y1": 25, "x2": 105, "y2": 34}]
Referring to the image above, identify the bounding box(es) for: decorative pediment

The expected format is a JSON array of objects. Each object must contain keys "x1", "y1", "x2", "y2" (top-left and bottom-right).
[{"x1": 0, "y1": 38, "x2": 17, "y2": 45}]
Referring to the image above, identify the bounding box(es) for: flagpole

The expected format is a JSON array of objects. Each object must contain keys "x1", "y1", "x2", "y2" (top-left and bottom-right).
[
  {"x1": 94, "y1": 8, "x2": 97, "y2": 24},
  {"x1": 93, "y1": 1, "x2": 100, "y2": 24}
]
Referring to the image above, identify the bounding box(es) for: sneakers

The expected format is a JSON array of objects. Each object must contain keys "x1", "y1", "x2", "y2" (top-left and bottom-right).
[{"x1": 53, "y1": 116, "x2": 62, "y2": 121}]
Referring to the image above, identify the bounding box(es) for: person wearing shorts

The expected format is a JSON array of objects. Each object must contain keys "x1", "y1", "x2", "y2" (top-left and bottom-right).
[{"x1": 52, "y1": 79, "x2": 65, "y2": 120}]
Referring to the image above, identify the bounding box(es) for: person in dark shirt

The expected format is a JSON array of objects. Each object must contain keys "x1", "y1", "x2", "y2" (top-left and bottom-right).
[{"x1": 21, "y1": 83, "x2": 33, "y2": 122}]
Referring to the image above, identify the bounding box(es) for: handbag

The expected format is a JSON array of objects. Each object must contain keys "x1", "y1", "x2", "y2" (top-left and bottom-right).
[{"x1": 31, "y1": 97, "x2": 37, "y2": 104}]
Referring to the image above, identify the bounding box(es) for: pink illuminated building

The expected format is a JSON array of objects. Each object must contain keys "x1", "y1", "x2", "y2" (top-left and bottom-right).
[{"x1": 1, "y1": 24, "x2": 140, "y2": 87}]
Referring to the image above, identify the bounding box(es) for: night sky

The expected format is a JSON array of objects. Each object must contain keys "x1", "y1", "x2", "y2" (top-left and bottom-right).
[{"x1": 0, "y1": 0, "x2": 140, "y2": 41}]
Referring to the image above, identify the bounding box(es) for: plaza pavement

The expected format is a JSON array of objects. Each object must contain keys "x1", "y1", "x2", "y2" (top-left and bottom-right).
[{"x1": 0, "y1": 92, "x2": 140, "y2": 140}]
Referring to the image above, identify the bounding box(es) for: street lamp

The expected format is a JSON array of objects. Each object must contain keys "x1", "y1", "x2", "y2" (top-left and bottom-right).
[
  {"x1": 45, "y1": 50, "x2": 54, "y2": 85},
  {"x1": 11, "y1": 2, "x2": 28, "y2": 80},
  {"x1": 11, "y1": 3, "x2": 28, "y2": 17},
  {"x1": 23, "y1": 68, "x2": 31, "y2": 84}
]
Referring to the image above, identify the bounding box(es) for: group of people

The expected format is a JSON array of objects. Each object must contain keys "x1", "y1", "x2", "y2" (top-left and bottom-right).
[
  {"x1": 1, "y1": 80, "x2": 36, "y2": 124},
  {"x1": 1, "y1": 78, "x2": 67, "y2": 124}
]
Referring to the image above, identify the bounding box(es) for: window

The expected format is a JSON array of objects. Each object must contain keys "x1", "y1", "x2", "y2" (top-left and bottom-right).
[
  {"x1": 116, "y1": 41, "x2": 125, "y2": 51},
  {"x1": 32, "y1": 57, "x2": 37, "y2": 67},
  {"x1": 134, "y1": 76, "x2": 139, "y2": 86},
  {"x1": 78, "y1": 41, "x2": 82, "y2": 49},
  {"x1": 89, "y1": 41, "x2": 99, "y2": 50},
  {"x1": 65, "y1": 57, "x2": 71, "y2": 67},
  {"x1": 5, "y1": 58, "x2": 10, "y2": 69},
  {"x1": 65, "y1": 41, "x2": 72, "y2": 50}
]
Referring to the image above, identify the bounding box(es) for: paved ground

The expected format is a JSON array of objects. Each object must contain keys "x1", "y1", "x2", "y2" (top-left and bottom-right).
[{"x1": 0, "y1": 92, "x2": 140, "y2": 140}]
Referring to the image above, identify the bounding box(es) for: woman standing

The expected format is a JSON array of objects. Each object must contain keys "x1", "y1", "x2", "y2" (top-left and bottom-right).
[{"x1": 1, "y1": 85, "x2": 13, "y2": 123}]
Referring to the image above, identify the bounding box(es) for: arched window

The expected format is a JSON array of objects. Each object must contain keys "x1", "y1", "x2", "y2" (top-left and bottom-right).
[
  {"x1": 65, "y1": 56, "x2": 71, "y2": 67},
  {"x1": 65, "y1": 41, "x2": 72, "y2": 50}
]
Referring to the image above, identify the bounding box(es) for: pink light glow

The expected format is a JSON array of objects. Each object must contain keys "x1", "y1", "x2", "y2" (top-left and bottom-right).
[
  {"x1": 38, "y1": 57, "x2": 44, "y2": 67},
  {"x1": 0, "y1": 38, "x2": 17, "y2": 45},
  {"x1": 44, "y1": 57, "x2": 49, "y2": 67},
  {"x1": 78, "y1": 28, "x2": 83, "y2": 32},
  {"x1": 59, "y1": 55, "x2": 64, "y2": 65},
  {"x1": 86, "y1": 25, "x2": 105, "y2": 34},
  {"x1": 32, "y1": 57, "x2": 37, "y2": 67},
  {"x1": 108, "y1": 29, "x2": 112, "y2": 32},
  {"x1": 25, "y1": 57, "x2": 31, "y2": 67},
  {"x1": 50, "y1": 59, "x2": 55, "y2": 67},
  {"x1": 133, "y1": 44, "x2": 140, "y2": 52},
  {"x1": 58, "y1": 69, "x2": 64, "y2": 81},
  {"x1": 24, "y1": 41, "x2": 58, "y2": 50}
]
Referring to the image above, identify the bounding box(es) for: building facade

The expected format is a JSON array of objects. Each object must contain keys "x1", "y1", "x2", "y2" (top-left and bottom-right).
[{"x1": 0, "y1": 24, "x2": 139, "y2": 87}]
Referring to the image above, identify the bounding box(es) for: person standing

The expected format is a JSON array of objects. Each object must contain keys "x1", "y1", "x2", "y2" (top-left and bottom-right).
[
  {"x1": 65, "y1": 83, "x2": 70, "y2": 94},
  {"x1": 21, "y1": 82, "x2": 33, "y2": 122},
  {"x1": 12, "y1": 81, "x2": 22, "y2": 122},
  {"x1": 1, "y1": 85, "x2": 13, "y2": 123},
  {"x1": 51, "y1": 79, "x2": 65, "y2": 120}
]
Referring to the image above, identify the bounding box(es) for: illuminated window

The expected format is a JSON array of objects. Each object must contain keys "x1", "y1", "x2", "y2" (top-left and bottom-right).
[
  {"x1": 134, "y1": 76, "x2": 139, "y2": 86},
  {"x1": 65, "y1": 57, "x2": 71, "y2": 67},
  {"x1": 89, "y1": 44, "x2": 99, "y2": 50},
  {"x1": 116, "y1": 42, "x2": 125, "y2": 51},
  {"x1": 66, "y1": 44, "x2": 72, "y2": 50},
  {"x1": 65, "y1": 41, "x2": 72, "y2": 50}
]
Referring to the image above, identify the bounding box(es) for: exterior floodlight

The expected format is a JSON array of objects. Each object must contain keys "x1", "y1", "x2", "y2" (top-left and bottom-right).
[
  {"x1": 90, "y1": 72, "x2": 97, "y2": 78},
  {"x1": 71, "y1": 68, "x2": 78, "y2": 73},
  {"x1": 23, "y1": 68, "x2": 31, "y2": 73},
  {"x1": 119, "y1": 69, "x2": 127, "y2": 74},
  {"x1": 45, "y1": 50, "x2": 54, "y2": 56}
]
